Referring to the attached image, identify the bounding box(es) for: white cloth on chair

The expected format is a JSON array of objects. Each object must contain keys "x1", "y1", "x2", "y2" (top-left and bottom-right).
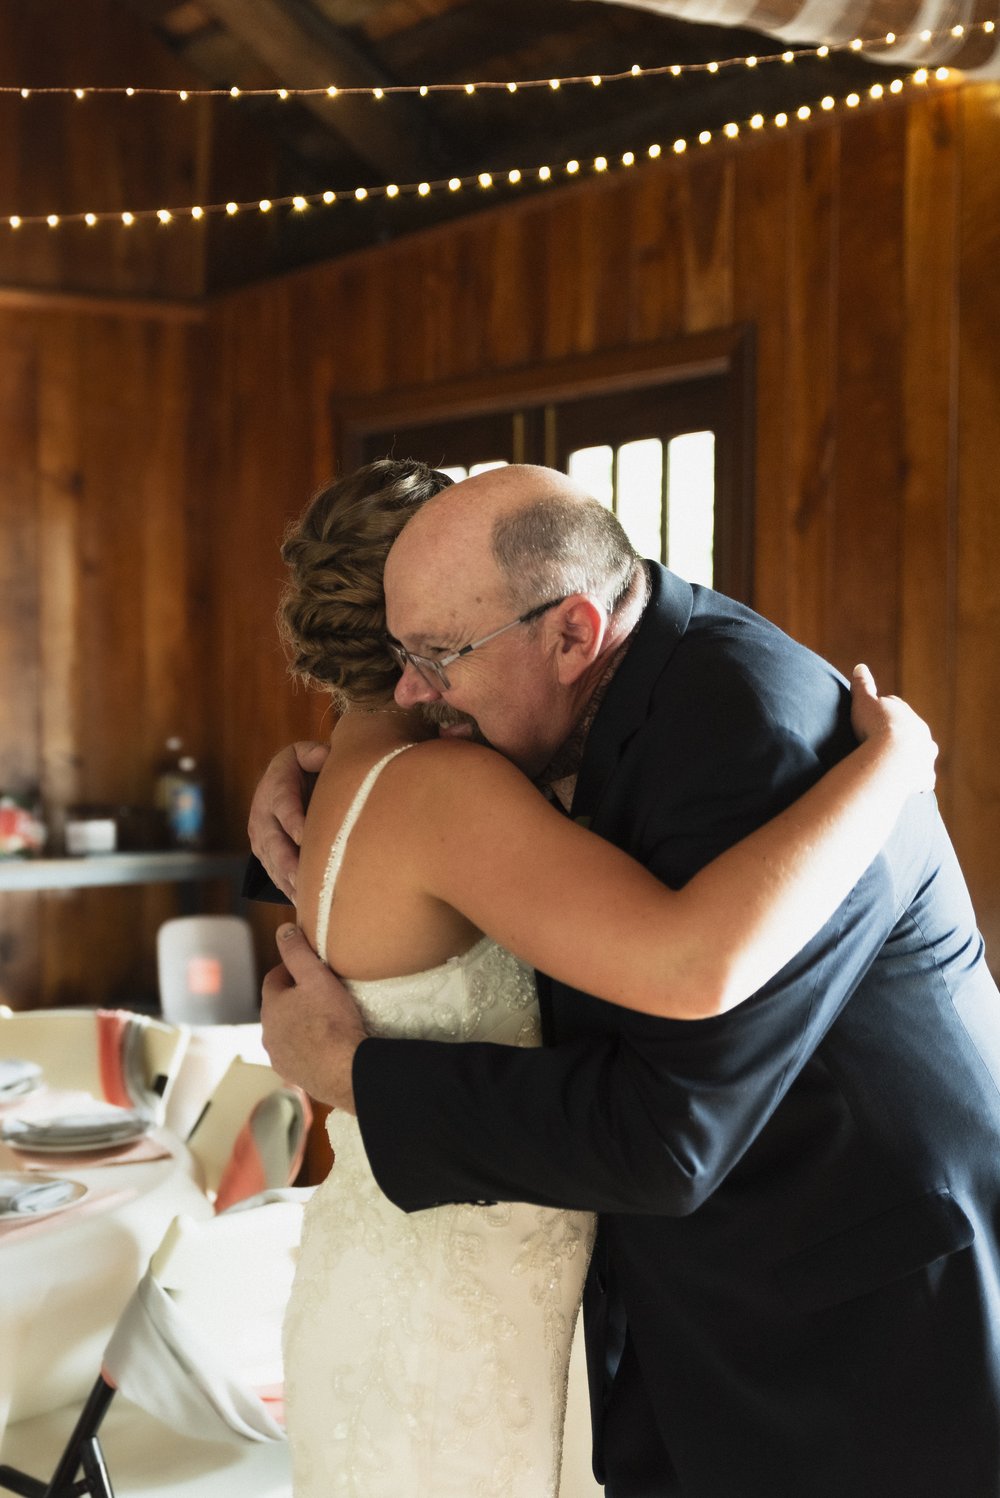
[{"x1": 102, "y1": 1194, "x2": 311, "y2": 1447}]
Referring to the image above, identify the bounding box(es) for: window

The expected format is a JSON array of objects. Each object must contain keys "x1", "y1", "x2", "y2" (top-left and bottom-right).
[{"x1": 344, "y1": 333, "x2": 753, "y2": 601}]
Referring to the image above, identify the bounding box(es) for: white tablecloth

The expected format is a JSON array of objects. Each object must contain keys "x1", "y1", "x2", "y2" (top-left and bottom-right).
[{"x1": 0, "y1": 1121, "x2": 210, "y2": 1439}]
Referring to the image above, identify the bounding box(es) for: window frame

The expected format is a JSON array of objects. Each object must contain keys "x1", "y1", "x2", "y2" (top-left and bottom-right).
[{"x1": 335, "y1": 328, "x2": 756, "y2": 603}]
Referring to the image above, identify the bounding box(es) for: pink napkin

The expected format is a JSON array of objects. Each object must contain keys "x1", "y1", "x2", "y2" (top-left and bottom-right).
[{"x1": 97, "y1": 1009, "x2": 133, "y2": 1108}]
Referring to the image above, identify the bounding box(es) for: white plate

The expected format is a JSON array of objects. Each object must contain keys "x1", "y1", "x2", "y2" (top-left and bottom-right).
[
  {"x1": 0, "y1": 1173, "x2": 88, "y2": 1221},
  {"x1": 1, "y1": 1112, "x2": 150, "y2": 1153}
]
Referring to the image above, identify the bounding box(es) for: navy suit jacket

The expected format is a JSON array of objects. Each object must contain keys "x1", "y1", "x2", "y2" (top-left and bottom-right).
[{"x1": 352, "y1": 565, "x2": 1000, "y2": 1496}]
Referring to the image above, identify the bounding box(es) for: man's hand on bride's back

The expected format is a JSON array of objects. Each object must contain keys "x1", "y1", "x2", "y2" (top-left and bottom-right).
[
  {"x1": 849, "y1": 663, "x2": 938, "y2": 795},
  {"x1": 261, "y1": 924, "x2": 367, "y2": 1114},
  {"x1": 248, "y1": 740, "x2": 330, "y2": 900}
]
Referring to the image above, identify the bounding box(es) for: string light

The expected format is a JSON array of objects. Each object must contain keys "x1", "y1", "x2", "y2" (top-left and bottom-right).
[
  {"x1": 4, "y1": 68, "x2": 959, "y2": 233},
  {"x1": 1, "y1": 23, "x2": 993, "y2": 100}
]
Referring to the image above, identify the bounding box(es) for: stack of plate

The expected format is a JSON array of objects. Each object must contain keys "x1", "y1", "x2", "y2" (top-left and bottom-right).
[
  {"x1": 0, "y1": 1058, "x2": 43, "y2": 1102},
  {"x1": 0, "y1": 1107, "x2": 150, "y2": 1154},
  {"x1": 0, "y1": 1171, "x2": 87, "y2": 1219}
]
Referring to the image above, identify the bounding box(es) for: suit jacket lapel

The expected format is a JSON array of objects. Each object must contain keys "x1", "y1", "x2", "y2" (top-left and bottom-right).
[{"x1": 570, "y1": 564, "x2": 693, "y2": 828}]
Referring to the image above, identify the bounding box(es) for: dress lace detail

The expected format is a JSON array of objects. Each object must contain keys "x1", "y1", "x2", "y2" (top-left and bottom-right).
[{"x1": 283, "y1": 747, "x2": 596, "y2": 1496}]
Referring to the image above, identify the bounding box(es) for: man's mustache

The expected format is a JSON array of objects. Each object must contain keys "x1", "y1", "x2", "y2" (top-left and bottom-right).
[{"x1": 419, "y1": 702, "x2": 489, "y2": 745}]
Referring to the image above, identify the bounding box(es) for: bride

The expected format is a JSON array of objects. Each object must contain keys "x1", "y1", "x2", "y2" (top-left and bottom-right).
[{"x1": 269, "y1": 458, "x2": 935, "y2": 1497}]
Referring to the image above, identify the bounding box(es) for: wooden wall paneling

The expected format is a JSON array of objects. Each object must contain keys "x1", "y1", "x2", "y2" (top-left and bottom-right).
[
  {"x1": 198, "y1": 294, "x2": 319, "y2": 973},
  {"x1": 34, "y1": 310, "x2": 206, "y2": 1011},
  {"x1": 733, "y1": 133, "x2": 791, "y2": 625},
  {"x1": 333, "y1": 257, "x2": 396, "y2": 397},
  {"x1": 781, "y1": 127, "x2": 838, "y2": 657},
  {"x1": 437, "y1": 219, "x2": 495, "y2": 377},
  {"x1": 624, "y1": 162, "x2": 686, "y2": 345},
  {"x1": 74, "y1": 321, "x2": 156, "y2": 801},
  {"x1": 953, "y1": 85, "x2": 1000, "y2": 972},
  {"x1": 203, "y1": 292, "x2": 324, "y2": 840},
  {"x1": 0, "y1": 0, "x2": 212, "y2": 300},
  {"x1": 0, "y1": 315, "x2": 41, "y2": 1008},
  {"x1": 677, "y1": 152, "x2": 735, "y2": 335},
  {"x1": 826, "y1": 103, "x2": 907, "y2": 686},
  {"x1": 899, "y1": 89, "x2": 960, "y2": 820},
  {"x1": 482, "y1": 202, "x2": 549, "y2": 373},
  {"x1": 139, "y1": 319, "x2": 212, "y2": 772},
  {"x1": 292, "y1": 281, "x2": 340, "y2": 488},
  {"x1": 571, "y1": 175, "x2": 637, "y2": 354},
  {"x1": 33, "y1": 313, "x2": 85, "y2": 1008},
  {"x1": 540, "y1": 191, "x2": 591, "y2": 360}
]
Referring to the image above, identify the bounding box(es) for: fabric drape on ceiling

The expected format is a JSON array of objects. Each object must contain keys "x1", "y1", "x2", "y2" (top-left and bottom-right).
[{"x1": 596, "y1": 0, "x2": 1000, "y2": 75}]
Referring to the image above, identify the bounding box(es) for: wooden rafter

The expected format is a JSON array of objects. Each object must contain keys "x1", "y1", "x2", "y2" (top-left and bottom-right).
[{"x1": 194, "y1": 0, "x2": 456, "y2": 177}]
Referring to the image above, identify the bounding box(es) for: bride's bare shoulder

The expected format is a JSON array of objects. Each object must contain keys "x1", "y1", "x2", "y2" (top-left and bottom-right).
[{"x1": 389, "y1": 737, "x2": 538, "y2": 816}]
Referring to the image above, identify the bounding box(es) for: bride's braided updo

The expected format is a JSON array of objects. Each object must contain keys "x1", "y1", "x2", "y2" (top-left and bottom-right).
[{"x1": 278, "y1": 458, "x2": 453, "y2": 710}]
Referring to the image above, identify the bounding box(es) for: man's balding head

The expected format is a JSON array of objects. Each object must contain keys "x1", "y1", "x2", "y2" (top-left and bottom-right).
[
  {"x1": 385, "y1": 464, "x2": 638, "y2": 621},
  {"x1": 383, "y1": 464, "x2": 642, "y2": 774}
]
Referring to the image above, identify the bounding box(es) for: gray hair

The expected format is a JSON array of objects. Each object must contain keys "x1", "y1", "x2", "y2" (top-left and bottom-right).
[{"x1": 490, "y1": 495, "x2": 640, "y2": 616}]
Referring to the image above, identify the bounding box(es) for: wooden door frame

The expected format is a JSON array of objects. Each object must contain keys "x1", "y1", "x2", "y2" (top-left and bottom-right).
[{"x1": 333, "y1": 326, "x2": 756, "y2": 603}]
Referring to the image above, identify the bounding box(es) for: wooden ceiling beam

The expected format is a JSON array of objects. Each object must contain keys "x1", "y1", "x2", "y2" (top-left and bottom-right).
[{"x1": 194, "y1": 0, "x2": 455, "y2": 178}]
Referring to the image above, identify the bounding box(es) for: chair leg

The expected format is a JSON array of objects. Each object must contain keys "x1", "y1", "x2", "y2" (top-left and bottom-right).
[
  {"x1": 0, "y1": 1375, "x2": 116, "y2": 1498},
  {"x1": 78, "y1": 1437, "x2": 114, "y2": 1498},
  {"x1": 0, "y1": 1468, "x2": 47, "y2": 1497}
]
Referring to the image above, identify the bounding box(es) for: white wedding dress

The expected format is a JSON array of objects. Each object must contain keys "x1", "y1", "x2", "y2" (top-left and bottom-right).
[{"x1": 283, "y1": 747, "x2": 597, "y2": 1497}]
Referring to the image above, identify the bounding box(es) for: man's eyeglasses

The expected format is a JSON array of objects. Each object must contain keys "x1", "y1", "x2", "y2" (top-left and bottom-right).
[{"x1": 386, "y1": 597, "x2": 566, "y2": 693}]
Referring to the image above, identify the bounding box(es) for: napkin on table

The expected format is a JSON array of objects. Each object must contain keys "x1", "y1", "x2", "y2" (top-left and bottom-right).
[
  {"x1": 0, "y1": 1173, "x2": 77, "y2": 1216},
  {"x1": 0, "y1": 1058, "x2": 42, "y2": 1101}
]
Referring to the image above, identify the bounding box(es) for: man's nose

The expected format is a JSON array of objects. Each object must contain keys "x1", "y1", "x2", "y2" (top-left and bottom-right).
[{"x1": 394, "y1": 664, "x2": 442, "y2": 708}]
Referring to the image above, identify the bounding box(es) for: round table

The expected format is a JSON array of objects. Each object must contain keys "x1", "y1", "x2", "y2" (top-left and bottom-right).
[{"x1": 0, "y1": 1125, "x2": 211, "y2": 1438}]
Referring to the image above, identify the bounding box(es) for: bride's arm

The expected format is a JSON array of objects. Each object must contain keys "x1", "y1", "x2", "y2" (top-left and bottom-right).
[{"x1": 396, "y1": 665, "x2": 936, "y2": 1020}]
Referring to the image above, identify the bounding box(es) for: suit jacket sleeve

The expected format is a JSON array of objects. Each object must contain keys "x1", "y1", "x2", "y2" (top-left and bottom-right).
[
  {"x1": 242, "y1": 854, "x2": 291, "y2": 905},
  {"x1": 353, "y1": 652, "x2": 913, "y2": 1218}
]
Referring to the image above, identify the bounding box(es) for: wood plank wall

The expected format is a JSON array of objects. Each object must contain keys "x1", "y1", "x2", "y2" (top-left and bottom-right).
[
  {"x1": 0, "y1": 297, "x2": 218, "y2": 1008},
  {"x1": 0, "y1": 81, "x2": 997, "y2": 1008},
  {"x1": 203, "y1": 83, "x2": 1000, "y2": 979}
]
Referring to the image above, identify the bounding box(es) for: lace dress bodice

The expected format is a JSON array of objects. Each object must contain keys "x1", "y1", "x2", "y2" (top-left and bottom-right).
[{"x1": 282, "y1": 747, "x2": 596, "y2": 1497}]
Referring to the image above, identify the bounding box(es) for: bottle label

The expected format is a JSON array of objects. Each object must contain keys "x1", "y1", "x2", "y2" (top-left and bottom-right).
[{"x1": 168, "y1": 782, "x2": 205, "y2": 847}]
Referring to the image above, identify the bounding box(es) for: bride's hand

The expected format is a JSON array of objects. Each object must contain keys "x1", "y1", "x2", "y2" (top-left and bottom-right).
[{"x1": 850, "y1": 663, "x2": 938, "y2": 794}]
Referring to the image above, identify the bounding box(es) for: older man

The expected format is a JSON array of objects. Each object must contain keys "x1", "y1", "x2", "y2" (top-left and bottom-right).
[{"x1": 256, "y1": 464, "x2": 1000, "y2": 1498}]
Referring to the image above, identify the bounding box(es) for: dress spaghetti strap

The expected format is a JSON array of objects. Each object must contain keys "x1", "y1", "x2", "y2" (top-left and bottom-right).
[{"x1": 314, "y1": 744, "x2": 415, "y2": 963}]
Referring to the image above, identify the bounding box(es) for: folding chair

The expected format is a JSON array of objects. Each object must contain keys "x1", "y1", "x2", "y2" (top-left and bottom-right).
[
  {"x1": 185, "y1": 1057, "x2": 311, "y2": 1211},
  {"x1": 162, "y1": 1021, "x2": 270, "y2": 1141},
  {"x1": 0, "y1": 1009, "x2": 188, "y2": 1123},
  {"x1": 0, "y1": 1192, "x2": 309, "y2": 1498}
]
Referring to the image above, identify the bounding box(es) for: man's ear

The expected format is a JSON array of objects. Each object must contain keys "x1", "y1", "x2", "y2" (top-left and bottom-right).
[{"x1": 547, "y1": 596, "x2": 607, "y2": 684}]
